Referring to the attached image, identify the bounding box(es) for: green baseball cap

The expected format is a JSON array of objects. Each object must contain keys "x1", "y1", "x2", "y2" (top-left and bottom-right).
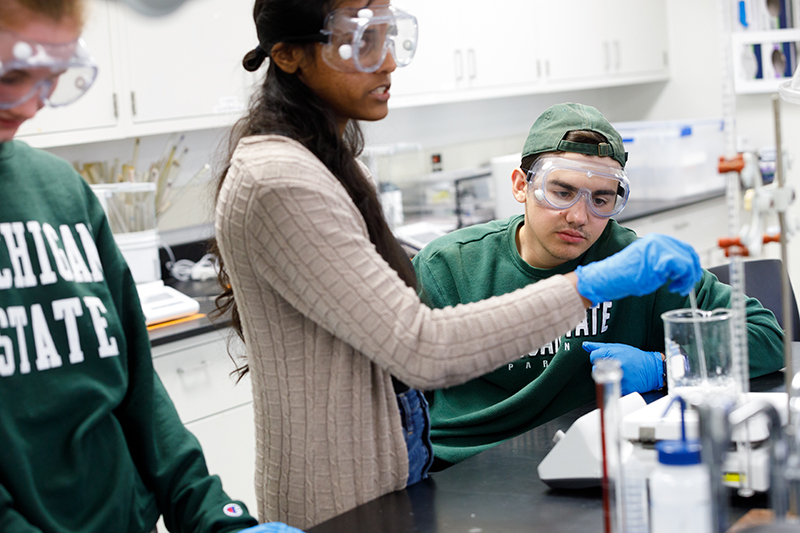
[{"x1": 521, "y1": 103, "x2": 628, "y2": 169}]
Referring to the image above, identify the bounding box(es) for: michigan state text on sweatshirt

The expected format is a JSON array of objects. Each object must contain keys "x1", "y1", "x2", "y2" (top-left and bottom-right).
[{"x1": 0, "y1": 141, "x2": 256, "y2": 533}]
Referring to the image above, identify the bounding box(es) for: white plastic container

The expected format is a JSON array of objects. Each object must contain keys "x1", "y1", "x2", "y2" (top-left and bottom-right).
[
  {"x1": 114, "y1": 229, "x2": 161, "y2": 284},
  {"x1": 613, "y1": 119, "x2": 725, "y2": 200},
  {"x1": 91, "y1": 183, "x2": 160, "y2": 284},
  {"x1": 649, "y1": 439, "x2": 712, "y2": 533}
]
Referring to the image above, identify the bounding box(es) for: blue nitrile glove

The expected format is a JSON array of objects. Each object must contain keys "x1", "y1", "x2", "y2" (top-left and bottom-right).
[
  {"x1": 239, "y1": 523, "x2": 305, "y2": 533},
  {"x1": 574, "y1": 233, "x2": 702, "y2": 306},
  {"x1": 583, "y1": 342, "x2": 663, "y2": 395}
]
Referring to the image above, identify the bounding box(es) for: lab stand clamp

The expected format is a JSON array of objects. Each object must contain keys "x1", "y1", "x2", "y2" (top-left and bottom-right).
[{"x1": 717, "y1": 151, "x2": 798, "y2": 259}]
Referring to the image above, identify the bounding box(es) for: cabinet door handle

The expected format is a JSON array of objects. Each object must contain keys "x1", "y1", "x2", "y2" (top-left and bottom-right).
[
  {"x1": 131, "y1": 91, "x2": 137, "y2": 117},
  {"x1": 467, "y1": 48, "x2": 476, "y2": 80},
  {"x1": 454, "y1": 50, "x2": 464, "y2": 80},
  {"x1": 603, "y1": 41, "x2": 610, "y2": 72},
  {"x1": 614, "y1": 40, "x2": 621, "y2": 71},
  {"x1": 177, "y1": 359, "x2": 210, "y2": 375}
]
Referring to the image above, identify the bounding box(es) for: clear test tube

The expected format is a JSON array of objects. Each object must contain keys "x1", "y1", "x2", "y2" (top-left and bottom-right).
[{"x1": 593, "y1": 358, "x2": 624, "y2": 533}]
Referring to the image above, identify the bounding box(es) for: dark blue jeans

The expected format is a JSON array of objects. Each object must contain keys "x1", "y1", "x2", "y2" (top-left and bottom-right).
[{"x1": 396, "y1": 388, "x2": 434, "y2": 486}]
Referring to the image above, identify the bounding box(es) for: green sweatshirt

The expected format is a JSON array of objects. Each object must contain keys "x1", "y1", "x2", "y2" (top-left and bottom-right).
[
  {"x1": 413, "y1": 215, "x2": 784, "y2": 464},
  {"x1": 0, "y1": 141, "x2": 257, "y2": 533}
]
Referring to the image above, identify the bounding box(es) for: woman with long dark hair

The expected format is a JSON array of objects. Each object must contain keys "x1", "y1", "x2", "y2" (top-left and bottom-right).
[{"x1": 213, "y1": 0, "x2": 702, "y2": 528}]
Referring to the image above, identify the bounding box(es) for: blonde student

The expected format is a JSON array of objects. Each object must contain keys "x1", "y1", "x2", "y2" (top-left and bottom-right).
[{"x1": 0, "y1": 1, "x2": 299, "y2": 531}]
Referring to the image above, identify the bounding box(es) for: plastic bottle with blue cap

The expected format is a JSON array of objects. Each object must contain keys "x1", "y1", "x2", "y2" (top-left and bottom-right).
[{"x1": 649, "y1": 397, "x2": 712, "y2": 533}]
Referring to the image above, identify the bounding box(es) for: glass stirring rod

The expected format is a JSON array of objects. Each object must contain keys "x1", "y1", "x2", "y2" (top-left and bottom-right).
[{"x1": 689, "y1": 288, "x2": 710, "y2": 385}]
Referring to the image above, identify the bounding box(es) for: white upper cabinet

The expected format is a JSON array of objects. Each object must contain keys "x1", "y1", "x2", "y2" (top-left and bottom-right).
[
  {"x1": 392, "y1": 0, "x2": 668, "y2": 107},
  {"x1": 535, "y1": 0, "x2": 668, "y2": 86},
  {"x1": 115, "y1": 0, "x2": 256, "y2": 127},
  {"x1": 535, "y1": 0, "x2": 609, "y2": 84},
  {"x1": 389, "y1": 1, "x2": 460, "y2": 99},
  {"x1": 16, "y1": 0, "x2": 118, "y2": 140},
  {"x1": 391, "y1": 0, "x2": 541, "y2": 105},
  {"x1": 18, "y1": 0, "x2": 259, "y2": 148},
  {"x1": 17, "y1": 0, "x2": 669, "y2": 147},
  {"x1": 612, "y1": 0, "x2": 669, "y2": 78}
]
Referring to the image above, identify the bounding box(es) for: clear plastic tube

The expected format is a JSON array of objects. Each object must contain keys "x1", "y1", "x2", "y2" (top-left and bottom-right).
[{"x1": 593, "y1": 358, "x2": 624, "y2": 533}]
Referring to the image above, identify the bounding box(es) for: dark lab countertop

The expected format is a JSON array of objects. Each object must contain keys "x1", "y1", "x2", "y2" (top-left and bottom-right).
[
  {"x1": 307, "y1": 371, "x2": 784, "y2": 533},
  {"x1": 616, "y1": 187, "x2": 726, "y2": 223}
]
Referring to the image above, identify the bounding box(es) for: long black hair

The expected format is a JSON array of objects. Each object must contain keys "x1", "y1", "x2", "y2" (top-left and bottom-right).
[{"x1": 211, "y1": 0, "x2": 417, "y2": 376}]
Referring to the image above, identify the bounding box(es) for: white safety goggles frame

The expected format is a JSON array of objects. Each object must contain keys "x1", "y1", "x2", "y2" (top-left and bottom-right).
[
  {"x1": 525, "y1": 156, "x2": 630, "y2": 218},
  {"x1": 0, "y1": 29, "x2": 98, "y2": 110},
  {"x1": 286, "y1": 5, "x2": 418, "y2": 73}
]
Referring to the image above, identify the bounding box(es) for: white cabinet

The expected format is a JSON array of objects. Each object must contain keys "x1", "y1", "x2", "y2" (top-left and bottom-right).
[
  {"x1": 535, "y1": 0, "x2": 608, "y2": 84},
  {"x1": 17, "y1": 0, "x2": 258, "y2": 148},
  {"x1": 17, "y1": 0, "x2": 669, "y2": 144},
  {"x1": 391, "y1": 0, "x2": 668, "y2": 107},
  {"x1": 391, "y1": 1, "x2": 539, "y2": 104},
  {"x1": 114, "y1": 0, "x2": 256, "y2": 127},
  {"x1": 622, "y1": 196, "x2": 729, "y2": 268},
  {"x1": 612, "y1": 0, "x2": 670, "y2": 78},
  {"x1": 151, "y1": 328, "x2": 258, "y2": 519},
  {"x1": 186, "y1": 403, "x2": 257, "y2": 518},
  {"x1": 538, "y1": 0, "x2": 668, "y2": 85}
]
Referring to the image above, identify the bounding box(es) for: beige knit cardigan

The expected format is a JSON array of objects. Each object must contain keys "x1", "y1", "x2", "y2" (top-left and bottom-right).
[{"x1": 215, "y1": 135, "x2": 586, "y2": 529}]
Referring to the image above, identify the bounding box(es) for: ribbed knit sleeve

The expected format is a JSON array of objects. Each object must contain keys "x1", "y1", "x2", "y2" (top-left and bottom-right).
[
  {"x1": 214, "y1": 135, "x2": 586, "y2": 529},
  {"x1": 219, "y1": 137, "x2": 584, "y2": 389}
]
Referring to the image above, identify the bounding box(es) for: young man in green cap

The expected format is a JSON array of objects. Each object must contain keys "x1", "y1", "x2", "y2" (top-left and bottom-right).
[{"x1": 412, "y1": 102, "x2": 784, "y2": 468}]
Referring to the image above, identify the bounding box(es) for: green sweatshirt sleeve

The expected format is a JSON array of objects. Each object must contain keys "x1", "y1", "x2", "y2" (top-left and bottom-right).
[
  {"x1": 413, "y1": 251, "x2": 456, "y2": 309},
  {"x1": 0, "y1": 483, "x2": 42, "y2": 533},
  {"x1": 87, "y1": 184, "x2": 257, "y2": 532}
]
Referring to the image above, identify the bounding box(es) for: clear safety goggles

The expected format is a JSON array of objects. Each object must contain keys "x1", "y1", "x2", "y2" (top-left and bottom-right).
[
  {"x1": 291, "y1": 5, "x2": 417, "y2": 73},
  {"x1": 0, "y1": 30, "x2": 98, "y2": 110},
  {"x1": 525, "y1": 156, "x2": 630, "y2": 217}
]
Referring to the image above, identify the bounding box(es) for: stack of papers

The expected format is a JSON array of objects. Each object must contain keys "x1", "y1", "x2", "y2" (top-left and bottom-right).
[{"x1": 136, "y1": 280, "x2": 200, "y2": 326}]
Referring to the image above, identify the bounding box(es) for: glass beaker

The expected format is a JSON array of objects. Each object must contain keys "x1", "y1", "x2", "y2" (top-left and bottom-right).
[{"x1": 662, "y1": 308, "x2": 737, "y2": 403}]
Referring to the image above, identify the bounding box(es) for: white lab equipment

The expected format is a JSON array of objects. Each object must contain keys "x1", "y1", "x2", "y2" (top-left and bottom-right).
[
  {"x1": 537, "y1": 393, "x2": 646, "y2": 489},
  {"x1": 538, "y1": 391, "x2": 787, "y2": 492},
  {"x1": 621, "y1": 393, "x2": 787, "y2": 493},
  {"x1": 135, "y1": 280, "x2": 200, "y2": 326},
  {"x1": 649, "y1": 439, "x2": 713, "y2": 533},
  {"x1": 490, "y1": 152, "x2": 524, "y2": 220},
  {"x1": 614, "y1": 119, "x2": 726, "y2": 201}
]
